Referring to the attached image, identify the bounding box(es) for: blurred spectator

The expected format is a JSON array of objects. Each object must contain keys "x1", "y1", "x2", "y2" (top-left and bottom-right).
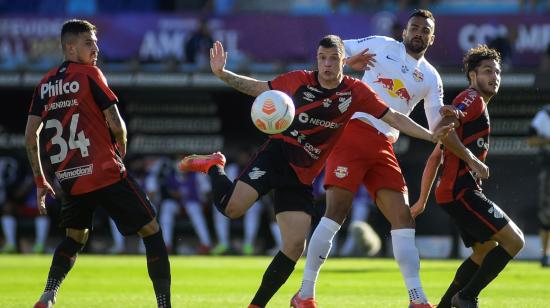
[
  {"x1": 488, "y1": 25, "x2": 517, "y2": 70},
  {"x1": 527, "y1": 105, "x2": 550, "y2": 267},
  {"x1": 399, "y1": 0, "x2": 437, "y2": 11},
  {"x1": 0, "y1": 154, "x2": 23, "y2": 253},
  {"x1": 519, "y1": 0, "x2": 538, "y2": 13},
  {"x1": 541, "y1": 42, "x2": 550, "y2": 72},
  {"x1": 185, "y1": 19, "x2": 214, "y2": 68},
  {"x1": 160, "y1": 160, "x2": 213, "y2": 254}
]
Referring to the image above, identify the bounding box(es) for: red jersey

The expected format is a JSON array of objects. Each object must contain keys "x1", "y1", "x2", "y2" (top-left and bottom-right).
[
  {"x1": 268, "y1": 70, "x2": 389, "y2": 185},
  {"x1": 435, "y1": 88, "x2": 490, "y2": 203},
  {"x1": 28, "y1": 61, "x2": 125, "y2": 195}
]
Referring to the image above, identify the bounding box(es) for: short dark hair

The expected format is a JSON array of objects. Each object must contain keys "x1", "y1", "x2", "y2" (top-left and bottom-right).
[
  {"x1": 318, "y1": 35, "x2": 344, "y2": 56},
  {"x1": 61, "y1": 19, "x2": 96, "y2": 50},
  {"x1": 408, "y1": 9, "x2": 435, "y2": 25},
  {"x1": 463, "y1": 44, "x2": 501, "y2": 83}
]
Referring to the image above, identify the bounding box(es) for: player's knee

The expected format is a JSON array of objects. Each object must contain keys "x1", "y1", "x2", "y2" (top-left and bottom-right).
[
  {"x1": 138, "y1": 219, "x2": 160, "y2": 237},
  {"x1": 507, "y1": 231, "x2": 525, "y2": 256},
  {"x1": 66, "y1": 228, "x2": 89, "y2": 245},
  {"x1": 225, "y1": 200, "x2": 245, "y2": 219},
  {"x1": 282, "y1": 239, "x2": 305, "y2": 261},
  {"x1": 325, "y1": 203, "x2": 352, "y2": 224}
]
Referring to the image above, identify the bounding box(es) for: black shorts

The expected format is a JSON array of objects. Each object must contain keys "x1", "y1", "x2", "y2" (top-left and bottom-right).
[
  {"x1": 238, "y1": 140, "x2": 314, "y2": 215},
  {"x1": 59, "y1": 176, "x2": 156, "y2": 235},
  {"x1": 439, "y1": 189, "x2": 510, "y2": 247}
]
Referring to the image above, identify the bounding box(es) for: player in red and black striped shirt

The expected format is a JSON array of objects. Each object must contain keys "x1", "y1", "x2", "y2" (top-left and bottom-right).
[
  {"x1": 26, "y1": 20, "x2": 171, "y2": 308},
  {"x1": 412, "y1": 45, "x2": 524, "y2": 308},
  {"x1": 180, "y1": 35, "x2": 453, "y2": 308}
]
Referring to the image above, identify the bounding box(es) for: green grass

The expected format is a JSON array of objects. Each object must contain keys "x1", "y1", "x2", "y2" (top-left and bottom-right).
[{"x1": 1, "y1": 255, "x2": 549, "y2": 307}]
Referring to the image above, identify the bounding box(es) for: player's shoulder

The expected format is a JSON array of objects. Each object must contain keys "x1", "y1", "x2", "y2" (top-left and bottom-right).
[
  {"x1": 418, "y1": 58, "x2": 441, "y2": 80},
  {"x1": 67, "y1": 62, "x2": 105, "y2": 78},
  {"x1": 279, "y1": 69, "x2": 313, "y2": 80},
  {"x1": 453, "y1": 88, "x2": 482, "y2": 110}
]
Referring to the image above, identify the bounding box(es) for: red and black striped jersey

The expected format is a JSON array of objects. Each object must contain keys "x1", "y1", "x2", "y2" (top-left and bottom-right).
[
  {"x1": 28, "y1": 61, "x2": 125, "y2": 195},
  {"x1": 436, "y1": 88, "x2": 490, "y2": 203},
  {"x1": 268, "y1": 70, "x2": 389, "y2": 185}
]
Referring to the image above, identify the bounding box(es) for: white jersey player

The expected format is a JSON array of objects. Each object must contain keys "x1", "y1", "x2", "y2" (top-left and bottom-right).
[{"x1": 345, "y1": 34, "x2": 444, "y2": 142}]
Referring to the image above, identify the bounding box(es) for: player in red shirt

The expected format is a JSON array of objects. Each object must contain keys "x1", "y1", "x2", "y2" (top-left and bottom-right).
[
  {"x1": 179, "y1": 35, "x2": 453, "y2": 308},
  {"x1": 411, "y1": 45, "x2": 524, "y2": 308},
  {"x1": 26, "y1": 20, "x2": 171, "y2": 308}
]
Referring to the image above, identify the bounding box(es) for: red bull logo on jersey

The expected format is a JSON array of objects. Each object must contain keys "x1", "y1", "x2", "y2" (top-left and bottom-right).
[
  {"x1": 334, "y1": 166, "x2": 349, "y2": 179},
  {"x1": 373, "y1": 75, "x2": 412, "y2": 104},
  {"x1": 40, "y1": 80, "x2": 80, "y2": 99}
]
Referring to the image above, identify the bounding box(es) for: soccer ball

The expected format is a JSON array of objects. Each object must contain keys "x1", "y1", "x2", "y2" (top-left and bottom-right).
[{"x1": 251, "y1": 90, "x2": 295, "y2": 134}]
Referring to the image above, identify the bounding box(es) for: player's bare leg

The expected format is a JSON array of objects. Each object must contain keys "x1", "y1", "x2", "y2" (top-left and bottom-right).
[
  {"x1": 250, "y1": 211, "x2": 310, "y2": 307},
  {"x1": 139, "y1": 219, "x2": 172, "y2": 308},
  {"x1": 437, "y1": 241, "x2": 496, "y2": 308},
  {"x1": 298, "y1": 186, "x2": 353, "y2": 301},
  {"x1": 224, "y1": 181, "x2": 259, "y2": 218},
  {"x1": 453, "y1": 221, "x2": 524, "y2": 307},
  {"x1": 376, "y1": 189, "x2": 432, "y2": 307},
  {"x1": 34, "y1": 228, "x2": 88, "y2": 308},
  {"x1": 541, "y1": 229, "x2": 550, "y2": 267}
]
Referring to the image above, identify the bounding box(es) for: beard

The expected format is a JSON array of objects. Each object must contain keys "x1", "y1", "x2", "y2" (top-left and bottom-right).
[{"x1": 404, "y1": 38, "x2": 428, "y2": 54}]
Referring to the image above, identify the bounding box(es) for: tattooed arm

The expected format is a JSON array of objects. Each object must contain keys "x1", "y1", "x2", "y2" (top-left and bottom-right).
[
  {"x1": 210, "y1": 41, "x2": 269, "y2": 97},
  {"x1": 25, "y1": 115, "x2": 54, "y2": 215},
  {"x1": 103, "y1": 104, "x2": 127, "y2": 158}
]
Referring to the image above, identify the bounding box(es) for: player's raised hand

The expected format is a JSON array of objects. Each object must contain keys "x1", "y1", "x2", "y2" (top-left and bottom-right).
[
  {"x1": 431, "y1": 122, "x2": 455, "y2": 143},
  {"x1": 440, "y1": 105, "x2": 466, "y2": 119},
  {"x1": 345, "y1": 48, "x2": 376, "y2": 71},
  {"x1": 210, "y1": 41, "x2": 227, "y2": 77}
]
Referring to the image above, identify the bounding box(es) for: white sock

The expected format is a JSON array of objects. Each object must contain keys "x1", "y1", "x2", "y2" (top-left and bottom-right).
[
  {"x1": 1, "y1": 215, "x2": 16, "y2": 246},
  {"x1": 186, "y1": 201, "x2": 211, "y2": 246},
  {"x1": 160, "y1": 200, "x2": 178, "y2": 247},
  {"x1": 300, "y1": 217, "x2": 341, "y2": 299},
  {"x1": 34, "y1": 216, "x2": 50, "y2": 246},
  {"x1": 243, "y1": 202, "x2": 261, "y2": 245},
  {"x1": 391, "y1": 228, "x2": 428, "y2": 304},
  {"x1": 214, "y1": 208, "x2": 230, "y2": 246}
]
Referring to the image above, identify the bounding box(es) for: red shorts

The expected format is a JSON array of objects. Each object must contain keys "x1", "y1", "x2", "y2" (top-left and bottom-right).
[{"x1": 324, "y1": 119, "x2": 407, "y2": 199}]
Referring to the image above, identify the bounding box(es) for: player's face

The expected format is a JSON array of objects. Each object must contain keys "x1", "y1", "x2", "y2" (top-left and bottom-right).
[
  {"x1": 403, "y1": 16, "x2": 435, "y2": 55},
  {"x1": 73, "y1": 31, "x2": 99, "y2": 66},
  {"x1": 316, "y1": 46, "x2": 345, "y2": 87},
  {"x1": 471, "y1": 59, "x2": 501, "y2": 98}
]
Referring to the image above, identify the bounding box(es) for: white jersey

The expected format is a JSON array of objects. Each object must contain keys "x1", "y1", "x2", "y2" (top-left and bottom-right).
[{"x1": 344, "y1": 36, "x2": 444, "y2": 143}]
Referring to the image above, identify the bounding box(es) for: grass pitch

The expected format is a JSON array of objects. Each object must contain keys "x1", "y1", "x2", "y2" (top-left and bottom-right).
[{"x1": 1, "y1": 255, "x2": 548, "y2": 307}]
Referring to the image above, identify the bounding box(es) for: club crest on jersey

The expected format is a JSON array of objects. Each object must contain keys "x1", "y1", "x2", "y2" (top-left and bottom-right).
[
  {"x1": 303, "y1": 91, "x2": 315, "y2": 102},
  {"x1": 248, "y1": 167, "x2": 266, "y2": 180},
  {"x1": 334, "y1": 166, "x2": 349, "y2": 179},
  {"x1": 401, "y1": 65, "x2": 409, "y2": 73},
  {"x1": 413, "y1": 69, "x2": 424, "y2": 82},
  {"x1": 338, "y1": 97, "x2": 351, "y2": 113}
]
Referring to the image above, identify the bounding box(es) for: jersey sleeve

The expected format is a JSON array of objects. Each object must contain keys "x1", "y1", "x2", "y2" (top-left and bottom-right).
[
  {"x1": 343, "y1": 36, "x2": 392, "y2": 58},
  {"x1": 268, "y1": 70, "x2": 307, "y2": 97},
  {"x1": 353, "y1": 80, "x2": 389, "y2": 118},
  {"x1": 87, "y1": 67, "x2": 118, "y2": 110},
  {"x1": 28, "y1": 85, "x2": 45, "y2": 116},
  {"x1": 453, "y1": 89, "x2": 483, "y2": 123},
  {"x1": 423, "y1": 70, "x2": 444, "y2": 131}
]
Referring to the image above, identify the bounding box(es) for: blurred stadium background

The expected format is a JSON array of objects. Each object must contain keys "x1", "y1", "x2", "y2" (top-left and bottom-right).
[{"x1": 1, "y1": 0, "x2": 550, "y2": 260}]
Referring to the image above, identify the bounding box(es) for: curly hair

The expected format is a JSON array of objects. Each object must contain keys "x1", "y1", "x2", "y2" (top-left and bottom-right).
[{"x1": 463, "y1": 44, "x2": 501, "y2": 83}]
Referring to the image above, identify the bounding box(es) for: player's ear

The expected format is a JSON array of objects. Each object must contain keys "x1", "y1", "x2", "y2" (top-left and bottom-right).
[
  {"x1": 468, "y1": 70, "x2": 476, "y2": 84},
  {"x1": 428, "y1": 34, "x2": 435, "y2": 47},
  {"x1": 402, "y1": 29, "x2": 406, "y2": 41}
]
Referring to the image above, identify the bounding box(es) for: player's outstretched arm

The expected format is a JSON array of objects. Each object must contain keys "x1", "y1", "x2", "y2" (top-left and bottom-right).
[
  {"x1": 345, "y1": 48, "x2": 376, "y2": 71},
  {"x1": 25, "y1": 115, "x2": 55, "y2": 215},
  {"x1": 436, "y1": 115, "x2": 489, "y2": 179},
  {"x1": 411, "y1": 145, "x2": 441, "y2": 218},
  {"x1": 381, "y1": 108, "x2": 453, "y2": 143},
  {"x1": 103, "y1": 105, "x2": 127, "y2": 158},
  {"x1": 210, "y1": 41, "x2": 269, "y2": 97}
]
